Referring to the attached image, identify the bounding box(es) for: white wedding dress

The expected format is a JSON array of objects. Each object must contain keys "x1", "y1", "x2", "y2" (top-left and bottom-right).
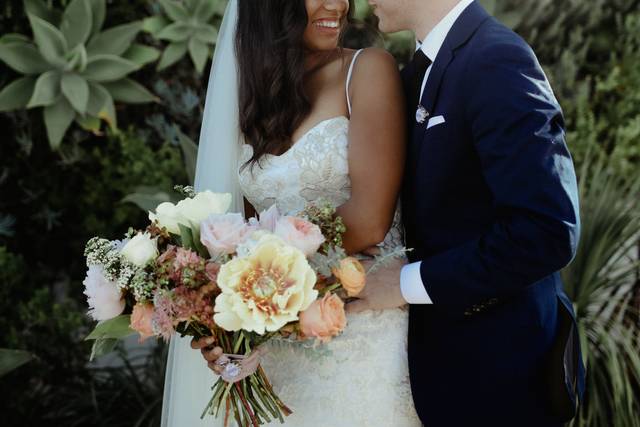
[
  {"x1": 161, "y1": 50, "x2": 421, "y2": 427},
  {"x1": 234, "y1": 51, "x2": 422, "y2": 427}
]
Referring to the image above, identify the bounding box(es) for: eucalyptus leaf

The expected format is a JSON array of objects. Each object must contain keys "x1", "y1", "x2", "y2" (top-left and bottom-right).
[
  {"x1": 89, "y1": 338, "x2": 118, "y2": 361},
  {"x1": 0, "y1": 349, "x2": 34, "y2": 377},
  {"x1": 102, "y1": 78, "x2": 158, "y2": 104},
  {"x1": 188, "y1": 37, "x2": 209, "y2": 74},
  {"x1": 61, "y1": 73, "x2": 89, "y2": 114},
  {"x1": 156, "y1": 22, "x2": 192, "y2": 42},
  {"x1": 60, "y1": 0, "x2": 92, "y2": 48},
  {"x1": 157, "y1": 41, "x2": 188, "y2": 70},
  {"x1": 0, "y1": 42, "x2": 50, "y2": 75},
  {"x1": 27, "y1": 70, "x2": 61, "y2": 108},
  {"x1": 159, "y1": 0, "x2": 190, "y2": 22},
  {"x1": 27, "y1": 13, "x2": 68, "y2": 66},
  {"x1": 122, "y1": 44, "x2": 161, "y2": 68},
  {"x1": 85, "y1": 315, "x2": 135, "y2": 340},
  {"x1": 43, "y1": 98, "x2": 75, "y2": 149},
  {"x1": 87, "y1": 21, "x2": 143, "y2": 57},
  {"x1": 83, "y1": 55, "x2": 139, "y2": 82},
  {"x1": 0, "y1": 77, "x2": 36, "y2": 112}
]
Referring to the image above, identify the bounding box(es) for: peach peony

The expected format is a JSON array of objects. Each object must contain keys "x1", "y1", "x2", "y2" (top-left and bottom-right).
[
  {"x1": 274, "y1": 216, "x2": 325, "y2": 257},
  {"x1": 299, "y1": 293, "x2": 347, "y2": 343},
  {"x1": 258, "y1": 205, "x2": 280, "y2": 232},
  {"x1": 130, "y1": 303, "x2": 155, "y2": 342},
  {"x1": 333, "y1": 257, "x2": 367, "y2": 297}
]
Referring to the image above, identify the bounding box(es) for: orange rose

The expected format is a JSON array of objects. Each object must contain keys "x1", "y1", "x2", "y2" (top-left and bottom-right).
[
  {"x1": 333, "y1": 257, "x2": 366, "y2": 297},
  {"x1": 299, "y1": 293, "x2": 346, "y2": 343},
  {"x1": 130, "y1": 303, "x2": 155, "y2": 342}
]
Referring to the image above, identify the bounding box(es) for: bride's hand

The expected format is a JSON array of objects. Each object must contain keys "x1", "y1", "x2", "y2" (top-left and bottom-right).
[
  {"x1": 191, "y1": 336, "x2": 224, "y2": 373},
  {"x1": 346, "y1": 258, "x2": 407, "y2": 313}
]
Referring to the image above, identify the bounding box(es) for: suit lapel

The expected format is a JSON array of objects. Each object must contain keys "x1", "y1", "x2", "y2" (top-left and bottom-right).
[{"x1": 411, "y1": 1, "x2": 492, "y2": 152}]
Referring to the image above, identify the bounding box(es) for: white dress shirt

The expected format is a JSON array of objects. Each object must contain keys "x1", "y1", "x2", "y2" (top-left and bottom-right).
[{"x1": 400, "y1": 0, "x2": 475, "y2": 305}]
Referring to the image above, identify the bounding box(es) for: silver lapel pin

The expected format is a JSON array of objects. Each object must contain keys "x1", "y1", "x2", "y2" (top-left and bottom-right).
[{"x1": 415, "y1": 105, "x2": 429, "y2": 124}]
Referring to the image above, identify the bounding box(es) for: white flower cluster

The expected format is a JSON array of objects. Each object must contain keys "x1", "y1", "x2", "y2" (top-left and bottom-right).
[{"x1": 130, "y1": 269, "x2": 155, "y2": 302}]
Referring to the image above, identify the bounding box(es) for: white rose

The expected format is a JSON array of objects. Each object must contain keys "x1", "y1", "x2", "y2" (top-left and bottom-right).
[
  {"x1": 179, "y1": 191, "x2": 232, "y2": 226},
  {"x1": 149, "y1": 202, "x2": 186, "y2": 234},
  {"x1": 148, "y1": 191, "x2": 232, "y2": 234},
  {"x1": 120, "y1": 232, "x2": 158, "y2": 267},
  {"x1": 83, "y1": 265, "x2": 125, "y2": 321}
]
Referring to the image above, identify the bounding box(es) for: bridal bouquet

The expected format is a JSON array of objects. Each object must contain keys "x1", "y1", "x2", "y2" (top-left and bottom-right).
[{"x1": 82, "y1": 186, "x2": 374, "y2": 426}]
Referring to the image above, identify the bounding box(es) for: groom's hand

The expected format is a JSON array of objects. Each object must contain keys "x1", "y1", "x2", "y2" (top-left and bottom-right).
[{"x1": 346, "y1": 258, "x2": 407, "y2": 313}]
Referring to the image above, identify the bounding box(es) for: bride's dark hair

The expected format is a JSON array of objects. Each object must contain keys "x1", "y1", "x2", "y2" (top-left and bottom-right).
[{"x1": 236, "y1": 0, "x2": 355, "y2": 165}]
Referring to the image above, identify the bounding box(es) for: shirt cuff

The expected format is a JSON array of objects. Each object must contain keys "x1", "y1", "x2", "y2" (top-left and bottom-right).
[{"x1": 400, "y1": 261, "x2": 433, "y2": 304}]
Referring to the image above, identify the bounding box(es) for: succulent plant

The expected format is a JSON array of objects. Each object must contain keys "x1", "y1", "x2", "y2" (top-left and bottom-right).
[
  {"x1": 0, "y1": 0, "x2": 160, "y2": 148},
  {"x1": 144, "y1": 0, "x2": 225, "y2": 74}
]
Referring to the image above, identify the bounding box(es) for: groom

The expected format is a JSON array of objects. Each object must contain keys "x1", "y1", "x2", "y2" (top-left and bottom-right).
[{"x1": 349, "y1": 0, "x2": 586, "y2": 426}]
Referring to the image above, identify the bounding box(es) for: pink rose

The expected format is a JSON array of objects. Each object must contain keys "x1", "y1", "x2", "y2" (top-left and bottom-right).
[
  {"x1": 274, "y1": 216, "x2": 325, "y2": 257},
  {"x1": 200, "y1": 213, "x2": 257, "y2": 258},
  {"x1": 258, "y1": 204, "x2": 280, "y2": 232},
  {"x1": 130, "y1": 303, "x2": 155, "y2": 342},
  {"x1": 299, "y1": 293, "x2": 347, "y2": 343}
]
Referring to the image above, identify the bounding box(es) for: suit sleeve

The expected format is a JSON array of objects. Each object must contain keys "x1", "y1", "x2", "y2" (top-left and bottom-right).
[{"x1": 418, "y1": 39, "x2": 580, "y2": 313}]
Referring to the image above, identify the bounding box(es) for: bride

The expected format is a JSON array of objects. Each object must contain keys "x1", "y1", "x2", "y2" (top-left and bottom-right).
[{"x1": 162, "y1": 0, "x2": 421, "y2": 425}]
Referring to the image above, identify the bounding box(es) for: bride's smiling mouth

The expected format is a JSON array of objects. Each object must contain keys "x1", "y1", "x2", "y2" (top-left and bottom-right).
[{"x1": 312, "y1": 18, "x2": 342, "y2": 34}]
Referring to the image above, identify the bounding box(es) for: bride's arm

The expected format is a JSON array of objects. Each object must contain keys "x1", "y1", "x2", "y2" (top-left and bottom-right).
[{"x1": 337, "y1": 48, "x2": 407, "y2": 254}]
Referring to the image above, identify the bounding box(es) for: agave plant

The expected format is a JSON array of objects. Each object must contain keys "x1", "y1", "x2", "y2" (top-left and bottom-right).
[
  {"x1": 0, "y1": 0, "x2": 160, "y2": 148},
  {"x1": 562, "y1": 154, "x2": 640, "y2": 427},
  {"x1": 144, "y1": 0, "x2": 225, "y2": 73}
]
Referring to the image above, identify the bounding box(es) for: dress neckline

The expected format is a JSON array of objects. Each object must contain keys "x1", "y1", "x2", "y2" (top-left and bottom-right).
[{"x1": 260, "y1": 115, "x2": 349, "y2": 159}]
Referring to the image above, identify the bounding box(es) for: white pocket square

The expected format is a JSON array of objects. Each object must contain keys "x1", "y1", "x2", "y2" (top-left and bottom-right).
[{"x1": 426, "y1": 115, "x2": 445, "y2": 129}]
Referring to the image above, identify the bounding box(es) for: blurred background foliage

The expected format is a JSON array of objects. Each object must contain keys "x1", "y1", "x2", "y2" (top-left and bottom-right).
[{"x1": 0, "y1": 0, "x2": 638, "y2": 426}]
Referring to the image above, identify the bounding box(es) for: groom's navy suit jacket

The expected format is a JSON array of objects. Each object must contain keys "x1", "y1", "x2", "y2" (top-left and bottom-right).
[{"x1": 401, "y1": 2, "x2": 586, "y2": 426}]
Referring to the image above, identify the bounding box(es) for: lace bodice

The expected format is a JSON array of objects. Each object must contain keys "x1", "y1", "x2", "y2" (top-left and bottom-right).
[{"x1": 238, "y1": 116, "x2": 404, "y2": 251}]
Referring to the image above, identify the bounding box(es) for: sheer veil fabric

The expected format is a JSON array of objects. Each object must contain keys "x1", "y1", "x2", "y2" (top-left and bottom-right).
[{"x1": 161, "y1": 1, "x2": 242, "y2": 425}]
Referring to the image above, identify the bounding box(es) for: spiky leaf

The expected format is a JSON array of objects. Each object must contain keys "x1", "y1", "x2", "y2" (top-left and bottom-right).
[
  {"x1": 156, "y1": 22, "x2": 192, "y2": 42},
  {"x1": 0, "y1": 42, "x2": 49, "y2": 74},
  {"x1": 24, "y1": 0, "x2": 61, "y2": 25},
  {"x1": 83, "y1": 55, "x2": 139, "y2": 82},
  {"x1": 61, "y1": 73, "x2": 89, "y2": 114},
  {"x1": 122, "y1": 44, "x2": 161, "y2": 68},
  {"x1": 194, "y1": 0, "x2": 220, "y2": 23},
  {"x1": 102, "y1": 78, "x2": 157, "y2": 104},
  {"x1": 86, "y1": 21, "x2": 142, "y2": 57},
  {"x1": 194, "y1": 24, "x2": 218, "y2": 43},
  {"x1": 0, "y1": 77, "x2": 36, "y2": 112},
  {"x1": 176, "y1": 127, "x2": 197, "y2": 184},
  {"x1": 89, "y1": 0, "x2": 106, "y2": 37},
  {"x1": 76, "y1": 115, "x2": 102, "y2": 133},
  {"x1": 43, "y1": 98, "x2": 75, "y2": 149},
  {"x1": 122, "y1": 187, "x2": 173, "y2": 212},
  {"x1": 27, "y1": 70, "x2": 61, "y2": 108},
  {"x1": 66, "y1": 44, "x2": 88, "y2": 72},
  {"x1": 86, "y1": 83, "x2": 117, "y2": 128},
  {"x1": 27, "y1": 13, "x2": 68, "y2": 66},
  {"x1": 0, "y1": 33, "x2": 30, "y2": 44},
  {"x1": 159, "y1": 0, "x2": 190, "y2": 21},
  {"x1": 157, "y1": 41, "x2": 188, "y2": 70},
  {"x1": 188, "y1": 37, "x2": 209, "y2": 74},
  {"x1": 142, "y1": 15, "x2": 170, "y2": 35},
  {"x1": 60, "y1": 0, "x2": 92, "y2": 48}
]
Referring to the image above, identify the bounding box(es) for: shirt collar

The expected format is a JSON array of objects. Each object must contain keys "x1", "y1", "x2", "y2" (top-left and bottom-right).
[{"x1": 415, "y1": 0, "x2": 475, "y2": 61}]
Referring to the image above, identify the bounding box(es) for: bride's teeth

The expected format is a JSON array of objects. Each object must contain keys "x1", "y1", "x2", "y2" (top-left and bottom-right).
[{"x1": 316, "y1": 21, "x2": 339, "y2": 28}]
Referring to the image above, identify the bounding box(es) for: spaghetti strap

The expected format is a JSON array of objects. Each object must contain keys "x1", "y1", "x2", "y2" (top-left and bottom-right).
[{"x1": 346, "y1": 49, "x2": 364, "y2": 117}]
